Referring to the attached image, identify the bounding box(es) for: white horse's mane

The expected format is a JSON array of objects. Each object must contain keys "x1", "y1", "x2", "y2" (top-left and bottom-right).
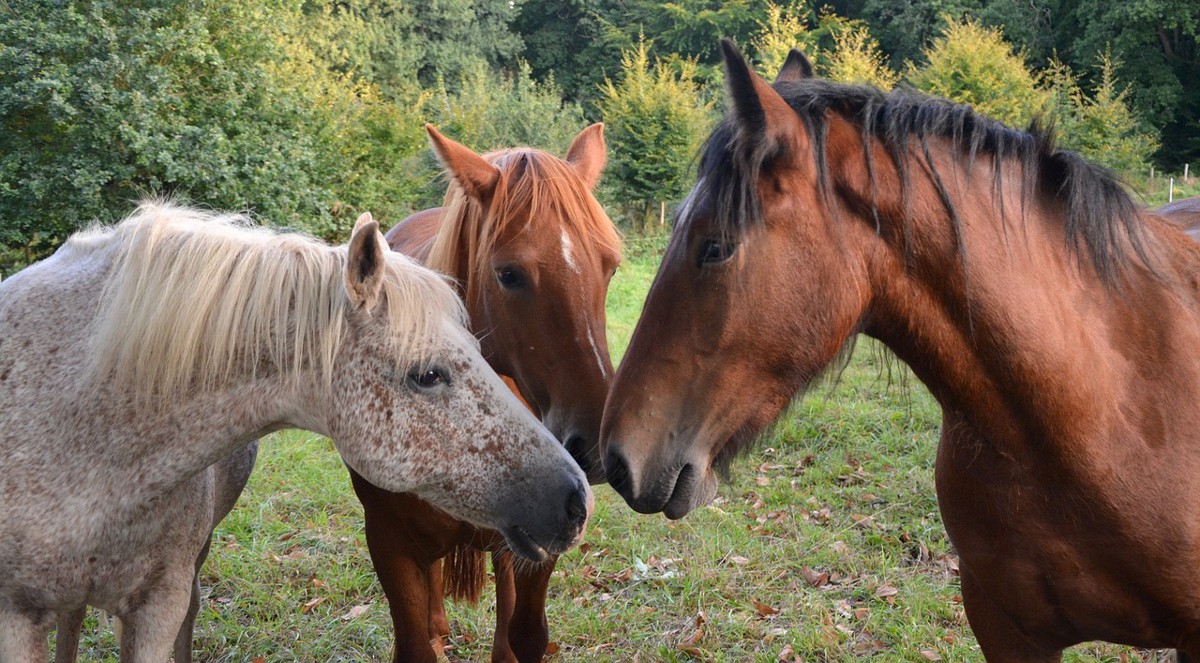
[{"x1": 77, "y1": 201, "x2": 468, "y2": 400}]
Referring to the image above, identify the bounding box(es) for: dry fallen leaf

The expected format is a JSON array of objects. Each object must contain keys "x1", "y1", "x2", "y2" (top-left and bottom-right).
[
  {"x1": 920, "y1": 649, "x2": 942, "y2": 661},
  {"x1": 875, "y1": 585, "x2": 899, "y2": 599},
  {"x1": 753, "y1": 599, "x2": 780, "y2": 617},
  {"x1": 800, "y1": 566, "x2": 829, "y2": 588},
  {"x1": 339, "y1": 604, "x2": 371, "y2": 621},
  {"x1": 728, "y1": 555, "x2": 750, "y2": 566},
  {"x1": 300, "y1": 597, "x2": 326, "y2": 614},
  {"x1": 545, "y1": 642, "x2": 560, "y2": 655}
]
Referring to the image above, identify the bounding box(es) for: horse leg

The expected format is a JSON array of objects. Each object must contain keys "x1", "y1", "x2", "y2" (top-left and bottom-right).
[
  {"x1": 171, "y1": 537, "x2": 211, "y2": 663},
  {"x1": 173, "y1": 441, "x2": 256, "y2": 663},
  {"x1": 52, "y1": 608, "x2": 86, "y2": 663},
  {"x1": 428, "y1": 559, "x2": 451, "y2": 654},
  {"x1": 490, "y1": 550, "x2": 519, "y2": 663},
  {"x1": 116, "y1": 566, "x2": 194, "y2": 663},
  {"x1": 507, "y1": 556, "x2": 556, "y2": 663},
  {"x1": 377, "y1": 551, "x2": 440, "y2": 663},
  {"x1": 351, "y1": 474, "x2": 442, "y2": 663},
  {"x1": 960, "y1": 568, "x2": 1063, "y2": 663},
  {"x1": 0, "y1": 608, "x2": 51, "y2": 662}
]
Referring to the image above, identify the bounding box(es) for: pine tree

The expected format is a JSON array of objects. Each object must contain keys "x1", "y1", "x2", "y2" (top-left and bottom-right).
[{"x1": 598, "y1": 35, "x2": 714, "y2": 233}]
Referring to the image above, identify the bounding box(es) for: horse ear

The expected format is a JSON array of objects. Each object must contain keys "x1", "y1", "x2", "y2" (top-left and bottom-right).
[
  {"x1": 720, "y1": 39, "x2": 798, "y2": 150},
  {"x1": 564, "y1": 123, "x2": 606, "y2": 190},
  {"x1": 426, "y1": 124, "x2": 500, "y2": 203},
  {"x1": 345, "y1": 212, "x2": 387, "y2": 310},
  {"x1": 775, "y1": 49, "x2": 813, "y2": 83}
]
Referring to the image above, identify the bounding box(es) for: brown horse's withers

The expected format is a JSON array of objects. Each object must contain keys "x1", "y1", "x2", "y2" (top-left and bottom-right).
[
  {"x1": 350, "y1": 124, "x2": 621, "y2": 662},
  {"x1": 602, "y1": 42, "x2": 1200, "y2": 661}
]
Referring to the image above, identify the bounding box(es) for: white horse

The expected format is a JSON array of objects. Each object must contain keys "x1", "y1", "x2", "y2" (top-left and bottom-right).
[
  {"x1": 51, "y1": 441, "x2": 258, "y2": 663},
  {"x1": 0, "y1": 202, "x2": 591, "y2": 662}
]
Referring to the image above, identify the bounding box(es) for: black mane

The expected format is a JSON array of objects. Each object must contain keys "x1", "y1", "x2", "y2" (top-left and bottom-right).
[{"x1": 693, "y1": 79, "x2": 1148, "y2": 284}]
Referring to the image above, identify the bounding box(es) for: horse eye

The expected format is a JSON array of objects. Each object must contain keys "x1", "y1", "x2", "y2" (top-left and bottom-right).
[
  {"x1": 496, "y1": 266, "x2": 526, "y2": 289},
  {"x1": 407, "y1": 367, "x2": 447, "y2": 390},
  {"x1": 697, "y1": 238, "x2": 736, "y2": 267}
]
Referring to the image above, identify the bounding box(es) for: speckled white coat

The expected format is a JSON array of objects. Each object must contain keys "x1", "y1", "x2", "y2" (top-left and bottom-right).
[{"x1": 0, "y1": 205, "x2": 590, "y2": 662}]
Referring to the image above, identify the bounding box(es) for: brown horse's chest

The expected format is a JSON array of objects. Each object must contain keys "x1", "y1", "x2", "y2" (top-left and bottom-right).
[{"x1": 934, "y1": 415, "x2": 1200, "y2": 648}]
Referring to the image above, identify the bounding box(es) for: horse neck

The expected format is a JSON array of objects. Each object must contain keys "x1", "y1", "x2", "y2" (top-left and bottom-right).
[
  {"x1": 127, "y1": 379, "x2": 308, "y2": 496},
  {"x1": 6, "y1": 247, "x2": 324, "y2": 505},
  {"x1": 843, "y1": 149, "x2": 1186, "y2": 459}
]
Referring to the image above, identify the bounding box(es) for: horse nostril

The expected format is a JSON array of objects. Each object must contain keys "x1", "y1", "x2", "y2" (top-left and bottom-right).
[
  {"x1": 604, "y1": 449, "x2": 631, "y2": 494},
  {"x1": 564, "y1": 435, "x2": 591, "y2": 475},
  {"x1": 566, "y1": 484, "x2": 588, "y2": 528}
]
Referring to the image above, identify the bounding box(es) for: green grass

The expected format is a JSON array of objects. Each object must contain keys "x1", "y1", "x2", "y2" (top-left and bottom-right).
[{"x1": 67, "y1": 244, "x2": 1178, "y2": 662}]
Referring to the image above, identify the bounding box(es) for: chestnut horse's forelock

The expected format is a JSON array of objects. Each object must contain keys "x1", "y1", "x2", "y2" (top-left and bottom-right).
[
  {"x1": 426, "y1": 147, "x2": 621, "y2": 305},
  {"x1": 688, "y1": 80, "x2": 1152, "y2": 285}
]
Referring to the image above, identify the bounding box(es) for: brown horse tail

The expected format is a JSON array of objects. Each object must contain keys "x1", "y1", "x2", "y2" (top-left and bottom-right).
[{"x1": 443, "y1": 542, "x2": 487, "y2": 604}]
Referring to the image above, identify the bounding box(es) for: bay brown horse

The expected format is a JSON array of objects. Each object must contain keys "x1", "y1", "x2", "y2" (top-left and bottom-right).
[
  {"x1": 349, "y1": 124, "x2": 620, "y2": 662},
  {"x1": 602, "y1": 42, "x2": 1200, "y2": 661}
]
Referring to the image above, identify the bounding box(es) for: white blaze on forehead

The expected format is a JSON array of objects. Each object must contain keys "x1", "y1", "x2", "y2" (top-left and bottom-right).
[
  {"x1": 561, "y1": 229, "x2": 580, "y2": 273},
  {"x1": 586, "y1": 325, "x2": 608, "y2": 379}
]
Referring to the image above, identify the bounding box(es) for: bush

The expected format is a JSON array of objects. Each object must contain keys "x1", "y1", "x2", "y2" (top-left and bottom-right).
[
  {"x1": 598, "y1": 35, "x2": 714, "y2": 233},
  {"x1": 1044, "y1": 51, "x2": 1158, "y2": 181},
  {"x1": 426, "y1": 60, "x2": 588, "y2": 156},
  {"x1": 906, "y1": 17, "x2": 1046, "y2": 128},
  {"x1": 0, "y1": 0, "x2": 447, "y2": 272}
]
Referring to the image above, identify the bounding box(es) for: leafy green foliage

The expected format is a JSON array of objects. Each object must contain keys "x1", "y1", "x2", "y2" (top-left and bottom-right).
[
  {"x1": 299, "y1": 0, "x2": 527, "y2": 96},
  {"x1": 825, "y1": 21, "x2": 899, "y2": 89},
  {"x1": 753, "y1": 2, "x2": 821, "y2": 76},
  {"x1": 1045, "y1": 52, "x2": 1159, "y2": 180},
  {"x1": 0, "y1": 0, "x2": 403, "y2": 269},
  {"x1": 426, "y1": 61, "x2": 588, "y2": 156},
  {"x1": 597, "y1": 36, "x2": 714, "y2": 232},
  {"x1": 860, "y1": 0, "x2": 979, "y2": 66},
  {"x1": 906, "y1": 17, "x2": 1045, "y2": 128},
  {"x1": 1067, "y1": 0, "x2": 1200, "y2": 168}
]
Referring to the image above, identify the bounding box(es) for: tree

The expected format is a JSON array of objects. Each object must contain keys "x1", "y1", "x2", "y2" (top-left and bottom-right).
[
  {"x1": 427, "y1": 61, "x2": 587, "y2": 155},
  {"x1": 825, "y1": 21, "x2": 899, "y2": 88},
  {"x1": 753, "y1": 2, "x2": 821, "y2": 76},
  {"x1": 512, "y1": 0, "x2": 627, "y2": 109},
  {"x1": 1045, "y1": 51, "x2": 1158, "y2": 180},
  {"x1": 0, "y1": 0, "x2": 424, "y2": 271},
  {"x1": 906, "y1": 17, "x2": 1045, "y2": 128},
  {"x1": 516, "y1": 0, "x2": 775, "y2": 108},
  {"x1": 597, "y1": 36, "x2": 714, "y2": 233},
  {"x1": 1067, "y1": 0, "x2": 1199, "y2": 168},
  {"x1": 860, "y1": 0, "x2": 979, "y2": 66},
  {"x1": 299, "y1": 0, "x2": 528, "y2": 96}
]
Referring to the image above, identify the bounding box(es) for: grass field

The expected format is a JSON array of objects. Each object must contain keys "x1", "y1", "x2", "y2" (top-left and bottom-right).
[{"x1": 69, "y1": 239, "x2": 1178, "y2": 662}]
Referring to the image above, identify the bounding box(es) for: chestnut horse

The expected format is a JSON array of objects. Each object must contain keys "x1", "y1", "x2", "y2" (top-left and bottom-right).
[
  {"x1": 602, "y1": 42, "x2": 1200, "y2": 662},
  {"x1": 349, "y1": 125, "x2": 620, "y2": 662},
  {"x1": 0, "y1": 203, "x2": 591, "y2": 662}
]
